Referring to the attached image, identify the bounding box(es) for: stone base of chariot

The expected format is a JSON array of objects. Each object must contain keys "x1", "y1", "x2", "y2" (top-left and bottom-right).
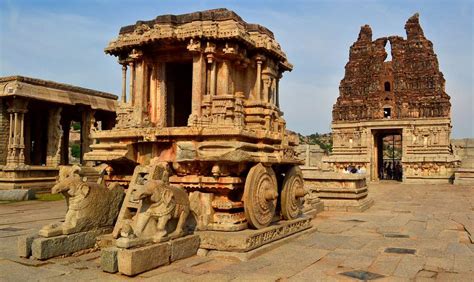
[
  {"x1": 18, "y1": 227, "x2": 112, "y2": 260},
  {"x1": 101, "y1": 234, "x2": 200, "y2": 276},
  {"x1": 302, "y1": 171, "x2": 374, "y2": 212},
  {"x1": 197, "y1": 217, "x2": 312, "y2": 260}
]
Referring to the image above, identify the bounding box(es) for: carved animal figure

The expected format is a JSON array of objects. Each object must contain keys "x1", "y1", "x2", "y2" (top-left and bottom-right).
[
  {"x1": 39, "y1": 165, "x2": 124, "y2": 237},
  {"x1": 122, "y1": 180, "x2": 190, "y2": 242}
]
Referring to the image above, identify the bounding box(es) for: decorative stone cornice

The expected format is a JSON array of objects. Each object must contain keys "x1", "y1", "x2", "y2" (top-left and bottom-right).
[{"x1": 104, "y1": 8, "x2": 292, "y2": 71}]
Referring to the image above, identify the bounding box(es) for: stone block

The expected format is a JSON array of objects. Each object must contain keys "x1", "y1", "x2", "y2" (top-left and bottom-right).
[
  {"x1": 114, "y1": 234, "x2": 200, "y2": 276},
  {"x1": 17, "y1": 234, "x2": 38, "y2": 258},
  {"x1": 101, "y1": 247, "x2": 119, "y2": 273},
  {"x1": 0, "y1": 189, "x2": 35, "y2": 201},
  {"x1": 31, "y1": 228, "x2": 109, "y2": 260},
  {"x1": 303, "y1": 172, "x2": 374, "y2": 212},
  {"x1": 198, "y1": 217, "x2": 312, "y2": 252},
  {"x1": 117, "y1": 242, "x2": 171, "y2": 276},
  {"x1": 170, "y1": 234, "x2": 200, "y2": 262}
]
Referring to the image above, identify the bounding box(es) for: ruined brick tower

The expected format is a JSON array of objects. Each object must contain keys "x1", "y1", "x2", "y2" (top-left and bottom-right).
[{"x1": 326, "y1": 14, "x2": 459, "y2": 183}]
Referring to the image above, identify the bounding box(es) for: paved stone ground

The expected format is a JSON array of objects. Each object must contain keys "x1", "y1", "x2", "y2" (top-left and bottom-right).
[{"x1": 0, "y1": 183, "x2": 472, "y2": 281}]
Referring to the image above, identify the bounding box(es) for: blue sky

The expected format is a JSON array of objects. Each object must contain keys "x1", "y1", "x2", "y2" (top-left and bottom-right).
[{"x1": 0, "y1": 0, "x2": 472, "y2": 137}]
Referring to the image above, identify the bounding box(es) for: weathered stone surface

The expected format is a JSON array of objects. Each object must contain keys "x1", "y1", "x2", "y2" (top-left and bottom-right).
[
  {"x1": 1, "y1": 182, "x2": 473, "y2": 280},
  {"x1": 110, "y1": 234, "x2": 199, "y2": 276},
  {"x1": 454, "y1": 168, "x2": 474, "y2": 185},
  {"x1": 101, "y1": 247, "x2": 119, "y2": 273},
  {"x1": 31, "y1": 227, "x2": 110, "y2": 260},
  {"x1": 198, "y1": 217, "x2": 312, "y2": 252},
  {"x1": 0, "y1": 189, "x2": 35, "y2": 201},
  {"x1": 171, "y1": 234, "x2": 200, "y2": 262},
  {"x1": 17, "y1": 234, "x2": 38, "y2": 258},
  {"x1": 117, "y1": 241, "x2": 171, "y2": 276},
  {"x1": 114, "y1": 164, "x2": 191, "y2": 248},
  {"x1": 38, "y1": 166, "x2": 124, "y2": 237},
  {"x1": 303, "y1": 171, "x2": 373, "y2": 212}
]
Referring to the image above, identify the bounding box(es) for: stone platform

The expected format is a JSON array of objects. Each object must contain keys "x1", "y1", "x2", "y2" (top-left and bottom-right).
[
  {"x1": 18, "y1": 227, "x2": 111, "y2": 260},
  {"x1": 454, "y1": 168, "x2": 474, "y2": 185},
  {"x1": 102, "y1": 234, "x2": 200, "y2": 276},
  {"x1": 302, "y1": 171, "x2": 374, "y2": 212},
  {"x1": 1, "y1": 183, "x2": 473, "y2": 280},
  {"x1": 197, "y1": 217, "x2": 312, "y2": 253}
]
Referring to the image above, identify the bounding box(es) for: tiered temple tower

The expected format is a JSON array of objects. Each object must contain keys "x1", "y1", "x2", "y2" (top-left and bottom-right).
[{"x1": 326, "y1": 14, "x2": 459, "y2": 183}]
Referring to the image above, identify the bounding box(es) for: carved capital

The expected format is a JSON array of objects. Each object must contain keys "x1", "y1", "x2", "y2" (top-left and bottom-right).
[
  {"x1": 129, "y1": 48, "x2": 143, "y2": 60},
  {"x1": 187, "y1": 39, "x2": 202, "y2": 53}
]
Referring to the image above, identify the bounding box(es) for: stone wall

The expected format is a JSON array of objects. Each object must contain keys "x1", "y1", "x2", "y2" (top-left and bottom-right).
[
  {"x1": 0, "y1": 101, "x2": 9, "y2": 165},
  {"x1": 296, "y1": 144, "x2": 326, "y2": 168},
  {"x1": 453, "y1": 138, "x2": 474, "y2": 168}
]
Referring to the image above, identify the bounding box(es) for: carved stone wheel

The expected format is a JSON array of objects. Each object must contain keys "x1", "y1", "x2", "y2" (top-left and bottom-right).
[
  {"x1": 281, "y1": 166, "x2": 305, "y2": 220},
  {"x1": 243, "y1": 163, "x2": 278, "y2": 229}
]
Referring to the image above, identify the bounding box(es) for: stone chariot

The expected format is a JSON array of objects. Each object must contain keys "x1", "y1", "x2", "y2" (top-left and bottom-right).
[{"x1": 84, "y1": 9, "x2": 305, "y2": 233}]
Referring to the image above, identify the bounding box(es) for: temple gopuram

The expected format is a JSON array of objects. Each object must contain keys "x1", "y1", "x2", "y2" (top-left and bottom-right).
[{"x1": 325, "y1": 14, "x2": 459, "y2": 183}]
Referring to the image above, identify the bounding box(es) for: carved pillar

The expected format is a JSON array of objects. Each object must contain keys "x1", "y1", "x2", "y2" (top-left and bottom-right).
[
  {"x1": 187, "y1": 39, "x2": 206, "y2": 125},
  {"x1": 133, "y1": 60, "x2": 145, "y2": 123},
  {"x1": 5, "y1": 98, "x2": 28, "y2": 169},
  {"x1": 156, "y1": 62, "x2": 166, "y2": 127},
  {"x1": 276, "y1": 74, "x2": 281, "y2": 108},
  {"x1": 46, "y1": 107, "x2": 63, "y2": 167},
  {"x1": 129, "y1": 61, "x2": 135, "y2": 104},
  {"x1": 256, "y1": 58, "x2": 263, "y2": 100},
  {"x1": 121, "y1": 64, "x2": 127, "y2": 103},
  {"x1": 205, "y1": 42, "x2": 217, "y2": 96},
  {"x1": 80, "y1": 109, "x2": 94, "y2": 165},
  {"x1": 262, "y1": 75, "x2": 271, "y2": 103},
  {"x1": 191, "y1": 53, "x2": 205, "y2": 118},
  {"x1": 210, "y1": 61, "x2": 217, "y2": 96},
  {"x1": 149, "y1": 64, "x2": 158, "y2": 124}
]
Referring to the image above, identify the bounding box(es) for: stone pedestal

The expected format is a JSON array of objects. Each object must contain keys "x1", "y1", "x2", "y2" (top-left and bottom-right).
[
  {"x1": 303, "y1": 171, "x2": 373, "y2": 212},
  {"x1": 18, "y1": 227, "x2": 111, "y2": 260},
  {"x1": 198, "y1": 217, "x2": 311, "y2": 252},
  {"x1": 102, "y1": 234, "x2": 200, "y2": 276},
  {"x1": 454, "y1": 168, "x2": 474, "y2": 185}
]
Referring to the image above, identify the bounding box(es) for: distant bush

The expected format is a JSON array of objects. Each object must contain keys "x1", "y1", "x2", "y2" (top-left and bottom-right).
[
  {"x1": 298, "y1": 132, "x2": 333, "y2": 153},
  {"x1": 71, "y1": 144, "x2": 81, "y2": 158},
  {"x1": 71, "y1": 122, "x2": 81, "y2": 131}
]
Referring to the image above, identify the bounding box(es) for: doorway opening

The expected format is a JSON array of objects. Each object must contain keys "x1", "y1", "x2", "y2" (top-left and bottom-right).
[
  {"x1": 373, "y1": 129, "x2": 403, "y2": 181},
  {"x1": 165, "y1": 62, "x2": 192, "y2": 127},
  {"x1": 26, "y1": 103, "x2": 49, "y2": 165}
]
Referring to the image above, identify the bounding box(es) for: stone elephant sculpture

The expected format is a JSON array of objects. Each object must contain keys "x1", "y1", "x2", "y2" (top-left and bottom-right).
[
  {"x1": 39, "y1": 165, "x2": 125, "y2": 237},
  {"x1": 120, "y1": 180, "x2": 190, "y2": 242}
]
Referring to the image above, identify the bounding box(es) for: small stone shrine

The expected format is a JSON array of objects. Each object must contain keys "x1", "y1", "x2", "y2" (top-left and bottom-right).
[{"x1": 325, "y1": 14, "x2": 459, "y2": 183}]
